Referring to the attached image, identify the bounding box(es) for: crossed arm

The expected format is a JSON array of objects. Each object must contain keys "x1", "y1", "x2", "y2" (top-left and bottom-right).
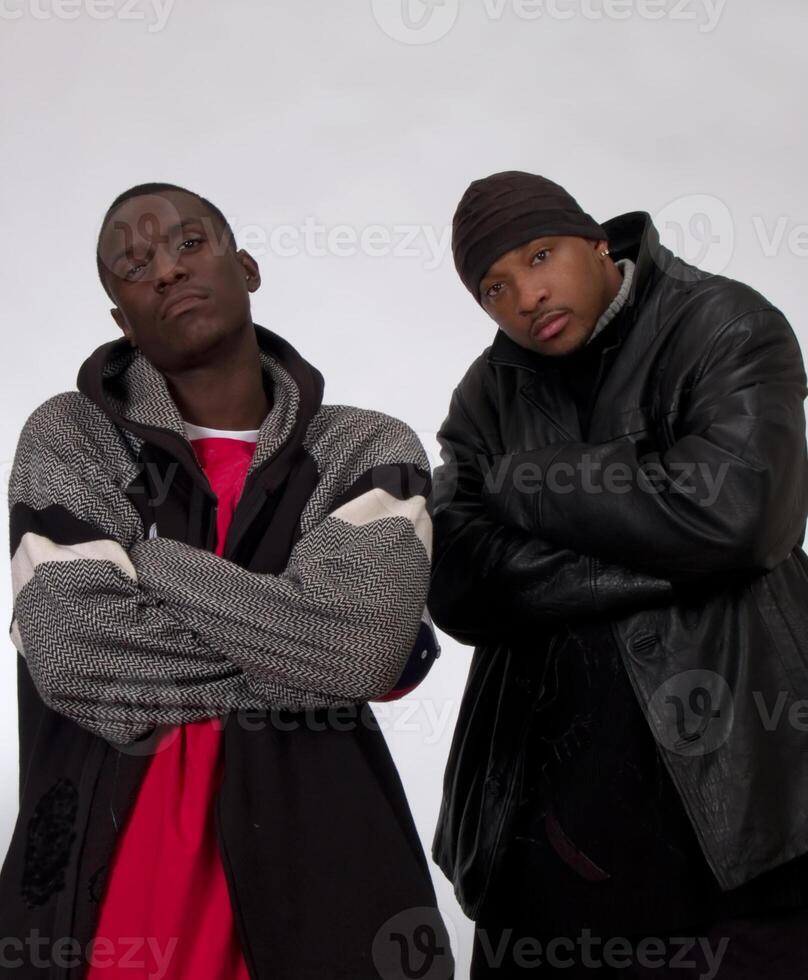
[
  {"x1": 428, "y1": 383, "x2": 675, "y2": 649},
  {"x1": 482, "y1": 309, "x2": 808, "y2": 584},
  {"x1": 9, "y1": 402, "x2": 437, "y2": 744},
  {"x1": 429, "y1": 309, "x2": 808, "y2": 647}
]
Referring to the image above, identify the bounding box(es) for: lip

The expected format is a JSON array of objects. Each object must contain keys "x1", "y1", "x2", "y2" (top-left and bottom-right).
[
  {"x1": 161, "y1": 290, "x2": 209, "y2": 321},
  {"x1": 533, "y1": 312, "x2": 571, "y2": 341}
]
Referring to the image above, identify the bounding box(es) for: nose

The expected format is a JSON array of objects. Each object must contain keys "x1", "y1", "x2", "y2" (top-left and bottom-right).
[
  {"x1": 153, "y1": 249, "x2": 189, "y2": 291},
  {"x1": 513, "y1": 273, "x2": 549, "y2": 318}
]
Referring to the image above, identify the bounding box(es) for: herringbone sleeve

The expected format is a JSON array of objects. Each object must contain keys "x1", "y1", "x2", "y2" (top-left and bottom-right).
[{"x1": 9, "y1": 396, "x2": 432, "y2": 744}]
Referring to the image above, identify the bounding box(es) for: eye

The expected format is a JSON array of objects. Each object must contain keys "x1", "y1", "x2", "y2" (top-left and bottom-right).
[
  {"x1": 124, "y1": 260, "x2": 148, "y2": 280},
  {"x1": 484, "y1": 282, "x2": 504, "y2": 300},
  {"x1": 179, "y1": 237, "x2": 203, "y2": 251},
  {"x1": 531, "y1": 248, "x2": 550, "y2": 264}
]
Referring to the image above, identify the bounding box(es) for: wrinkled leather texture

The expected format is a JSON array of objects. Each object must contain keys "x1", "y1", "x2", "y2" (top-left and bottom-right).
[{"x1": 429, "y1": 211, "x2": 808, "y2": 918}]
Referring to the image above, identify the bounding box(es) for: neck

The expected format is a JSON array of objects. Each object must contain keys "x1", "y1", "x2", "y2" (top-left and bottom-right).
[
  {"x1": 583, "y1": 257, "x2": 636, "y2": 347},
  {"x1": 604, "y1": 257, "x2": 624, "y2": 304},
  {"x1": 161, "y1": 323, "x2": 271, "y2": 430}
]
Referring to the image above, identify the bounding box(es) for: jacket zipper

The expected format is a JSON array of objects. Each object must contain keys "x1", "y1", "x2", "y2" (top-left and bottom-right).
[
  {"x1": 206, "y1": 503, "x2": 218, "y2": 551},
  {"x1": 221, "y1": 475, "x2": 268, "y2": 561},
  {"x1": 222, "y1": 448, "x2": 298, "y2": 560},
  {"x1": 214, "y1": 745, "x2": 260, "y2": 978},
  {"x1": 149, "y1": 428, "x2": 286, "y2": 973}
]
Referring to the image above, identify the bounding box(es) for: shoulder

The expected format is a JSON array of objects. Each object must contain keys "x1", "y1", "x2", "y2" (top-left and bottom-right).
[
  {"x1": 640, "y1": 264, "x2": 804, "y2": 383},
  {"x1": 13, "y1": 391, "x2": 137, "y2": 484},
  {"x1": 304, "y1": 404, "x2": 429, "y2": 471},
  {"x1": 655, "y1": 266, "x2": 793, "y2": 347},
  {"x1": 9, "y1": 393, "x2": 143, "y2": 543},
  {"x1": 455, "y1": 346, "x2": 494, "y2": 393},
  {"x1": 689, "y1": 270, "x2": 781, "y2": 313},
  {"x1": 297, "y1": 405, "x2": 431, "y2": 531},
  {"x1": 443, "y1": 346, "x2": 496, "y2": 413},
  {"x1": 22, "y1": 391, "x2": 115, "y2": 445},
  {"x1": 441, "y1": 345, "x2": 504, "y2": 435}
]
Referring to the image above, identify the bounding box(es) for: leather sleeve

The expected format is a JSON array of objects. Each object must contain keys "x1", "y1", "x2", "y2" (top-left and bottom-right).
[
  {"x1": 428, "y1": 383, "x2": 674, "y2": 648},
  {"x1": 484, "y1": 308, "x2": 808, "y2": 584}
]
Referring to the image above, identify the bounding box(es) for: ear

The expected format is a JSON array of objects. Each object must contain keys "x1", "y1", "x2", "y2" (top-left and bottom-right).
[
  {"x1": 110, "y1": 307, "x2": 137, "y2": 348},
  {"x1": 237, "y1": 249, "x2": 261, "y2": 291}
]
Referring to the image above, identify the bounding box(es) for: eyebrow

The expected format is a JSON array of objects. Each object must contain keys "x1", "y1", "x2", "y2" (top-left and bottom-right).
[
  {"x1": 106, "y1": 217, "x2": 206, "y2": 270},
  {"x1": 482, "y1": 238, "x2": 556, "y2": 282}
]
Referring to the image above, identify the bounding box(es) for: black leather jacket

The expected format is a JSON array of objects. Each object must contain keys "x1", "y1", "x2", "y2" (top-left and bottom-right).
[{"x1": 429, "y1": 211, "x2": 808, "y2": 919}]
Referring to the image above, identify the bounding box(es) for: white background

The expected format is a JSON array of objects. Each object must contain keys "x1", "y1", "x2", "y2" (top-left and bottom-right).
[{"x1": 2, "y1": 2, "x2": 807, "y2": 974}]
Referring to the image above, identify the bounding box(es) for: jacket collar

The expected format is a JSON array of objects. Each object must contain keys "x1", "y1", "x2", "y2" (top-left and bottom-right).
[
  {"x1": 487, "y1": 211, "x2": 672, "y2": 372},
  {"x1": 76, "y1": 323, "x2": 325, "y2": 486}
]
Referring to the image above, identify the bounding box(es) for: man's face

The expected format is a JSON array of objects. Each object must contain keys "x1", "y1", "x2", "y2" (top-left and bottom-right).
[
  {"x1": 97, "y1": 190, "x2": 260, "y2": 372},
  {"x1": 479, "y1": 235, "x2": 613, "y2": 357}
]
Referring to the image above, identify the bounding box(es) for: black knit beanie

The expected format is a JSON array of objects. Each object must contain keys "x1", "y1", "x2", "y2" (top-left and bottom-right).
[{"x1": 451, "y1": 171, "x2": 607, "y2": 303}]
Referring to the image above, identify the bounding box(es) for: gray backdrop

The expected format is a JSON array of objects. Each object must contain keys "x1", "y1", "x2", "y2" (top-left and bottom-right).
[{"x1": 2, "y1": 2, "x2": 806, "y2": 973}]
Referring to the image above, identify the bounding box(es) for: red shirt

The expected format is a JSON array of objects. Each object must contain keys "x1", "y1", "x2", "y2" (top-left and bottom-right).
[
  {"x1": 86, "y1": 422, "x2": 429, "y2": 977},
  {"x1": 87, "y1": 426, "x2": 258, "y2": 979}
]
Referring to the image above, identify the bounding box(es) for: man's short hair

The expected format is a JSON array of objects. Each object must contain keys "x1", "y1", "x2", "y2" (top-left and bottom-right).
[{"x1": 95, "y1": 182, "x2": 236, "y2": 299}]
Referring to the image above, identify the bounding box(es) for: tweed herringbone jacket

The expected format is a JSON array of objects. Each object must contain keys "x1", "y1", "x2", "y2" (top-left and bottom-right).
[{"x1": 1, "y1": 323, "x2": 453, "y2": 980}]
